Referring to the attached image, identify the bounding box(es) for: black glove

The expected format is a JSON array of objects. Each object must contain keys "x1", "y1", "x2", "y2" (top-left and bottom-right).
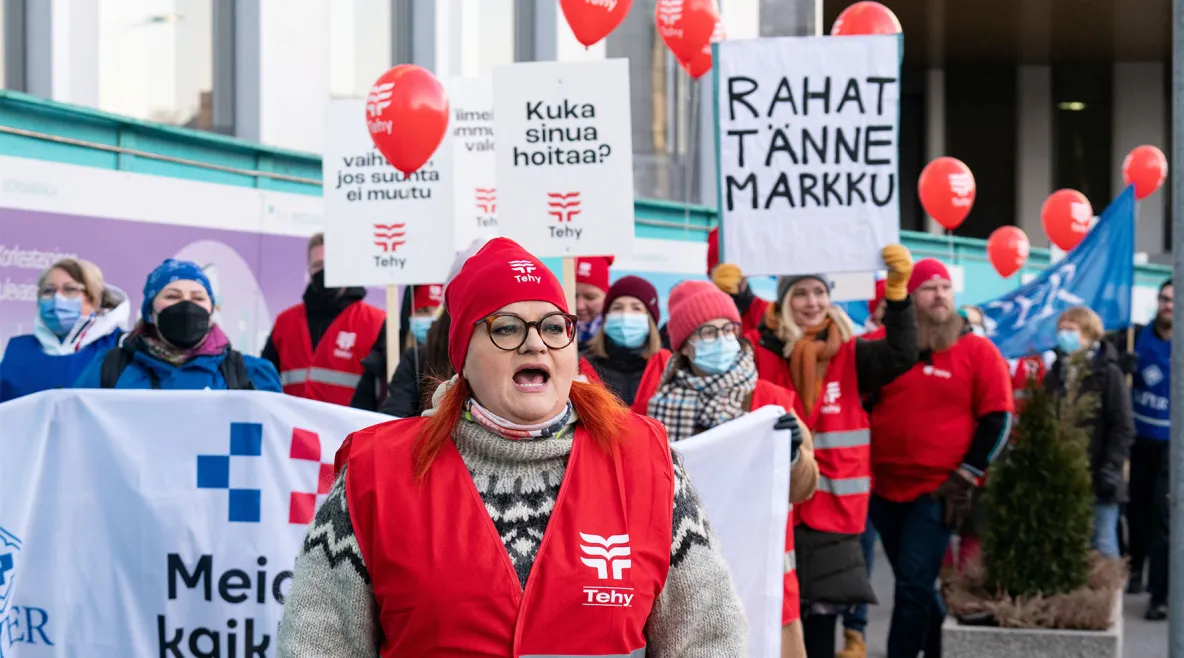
[
  {"x1": 774, "y1": 413, "x2": 804, "y2": 463},
  {"x1": 933, "y1": 470, "x2": 976, "y2": 529},
  {"x1": 1119, "y1": 352, "x2": 1138, "y2": 376}
]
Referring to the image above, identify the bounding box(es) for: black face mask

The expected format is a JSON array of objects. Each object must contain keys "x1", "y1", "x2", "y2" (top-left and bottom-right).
[
  {"x1": 305, "y1": 270, "x2": 339, "y2": 305},
  {"x1": 156, "y1": 301, "x2": 211, "y2": 349}
]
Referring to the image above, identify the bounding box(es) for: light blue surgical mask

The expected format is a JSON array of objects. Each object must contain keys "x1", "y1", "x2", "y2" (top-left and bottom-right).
[
  {"x1": 410, "y1": 316, "x2": 433, "y2": 344},
  {"x1": 603, "y1": 312, "x2": 650, "y2": 349},
  {"x1": 39, "y1": 294, "x2": 83, "y2": 338},
  {"x1": 692, "y1": 335, "x2": 741, "y2": 375},
  {"x1": 1056, "y1": 329, "x2": 1082, "y2": 354}
]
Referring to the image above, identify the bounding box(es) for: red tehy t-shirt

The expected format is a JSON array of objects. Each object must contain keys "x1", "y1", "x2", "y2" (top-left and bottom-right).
[{"x1": 870, "y1": 333, "x2": 1014, "y2": 502}]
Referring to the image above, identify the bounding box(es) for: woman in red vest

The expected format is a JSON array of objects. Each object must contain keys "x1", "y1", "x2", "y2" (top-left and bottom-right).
[
  {"x1": 635, "y1": 280, "x2": 820, "y2": 658},
  {"x1": 278, "y1": 238, "x2": 747, "y2": 657},
  {"x1": 581, "y1": 275, "x2": 671, "y2": 407},
  {"x1": 740, "y1": 245, "x2": 918, "y2": 658}
]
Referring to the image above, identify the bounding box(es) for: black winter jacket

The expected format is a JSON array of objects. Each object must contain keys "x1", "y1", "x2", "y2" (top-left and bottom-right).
[
  {"x1": 582, "y1": 339, "x2": 652, "y2": 407},
  {"x1": 1044, "y1": 341, "x2": 1136, "y2": 504}
]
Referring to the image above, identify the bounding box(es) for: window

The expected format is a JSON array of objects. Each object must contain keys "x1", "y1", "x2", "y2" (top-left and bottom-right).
[
  {"x1": 1051, "y1": 64, "x2": 1112, "y2": 213},
  {"x1": 606, "y1": 0, "x2": 698, "y2": 203},
  {"x1": 97, "y1": 0, "x2": 215, "y2": 130},
  {"x1": 329, "y1": 0, "x2": 393, "y2": 99}
]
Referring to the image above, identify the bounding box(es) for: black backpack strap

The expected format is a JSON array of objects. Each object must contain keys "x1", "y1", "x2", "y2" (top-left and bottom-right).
[
  {"x1": 100, "y1": 341, "x2": 158, "y2": 388},
  {"x1": 219, "y1": 350, "x2": 256, "y2": 390}
]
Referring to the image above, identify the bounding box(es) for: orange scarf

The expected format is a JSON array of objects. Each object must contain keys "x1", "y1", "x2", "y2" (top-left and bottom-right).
[{"x1": 789, "y1": 318, "x2": 844, "y2": 417}]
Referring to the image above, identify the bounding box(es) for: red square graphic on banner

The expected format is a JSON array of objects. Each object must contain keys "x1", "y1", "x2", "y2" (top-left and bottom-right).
[
  {"x1": 290, "y1": 428, "x2": 321, "y2": 461},
  {"x1": 318, "y1": 463, "x2": 335, "y2": 494},
  {"x1": 289, "y1": 492, "x2": 318, "y2": 525}
]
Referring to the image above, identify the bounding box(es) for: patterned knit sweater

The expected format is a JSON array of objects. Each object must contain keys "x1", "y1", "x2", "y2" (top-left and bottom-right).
[{"x1": 277, "y1": 419, "x2": 748, "y2": 657}]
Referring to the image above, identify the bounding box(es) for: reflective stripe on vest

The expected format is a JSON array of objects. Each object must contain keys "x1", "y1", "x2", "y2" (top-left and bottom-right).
[
  {"x1": 522, "y1": 650, "x2": 646, "y2": 658},
  {"x1": 812, "y1": 429, "x2": 870, "y2": 450},
  {"x1": 280, "y1": 367, "x2": 360, "y2": 389},
  {"x1": 816, "y1": 475, "x2": 871, "y2": 496},
  {"x1": 784, "y1": 550, "x2": 796, "y2": 573}
]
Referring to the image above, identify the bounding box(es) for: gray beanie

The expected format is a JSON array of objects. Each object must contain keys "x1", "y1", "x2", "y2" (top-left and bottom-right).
[{"x1": 776, "y1": 274, "x2": 833, "y2": 304}]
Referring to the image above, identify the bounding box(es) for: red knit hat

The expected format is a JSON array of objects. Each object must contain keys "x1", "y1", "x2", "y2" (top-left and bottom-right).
[
  {"x1": 908, "y1": 258, "x2": 952, "y2": 294},
  {"x1": 576, "y1": 256, "x2": 614, "y2": 293},
  {"x1": 412, "y1": 284, "x2": 444, "y2": 311},
  {"x1": 667, "y1": 280, "x2": 742, "y2": 351},
  {"x1": 603, "y1": 275, "x2": 661, "y2": 323},
  {"x1": 868, "y1": 279, "x2": 887, "y2": 315},
  {"x1": 444, "y1": 238, "x2": 568, "y2": 375},
  {"x1": 706, "y1": 227, "x2": 720, "y2": 275}
]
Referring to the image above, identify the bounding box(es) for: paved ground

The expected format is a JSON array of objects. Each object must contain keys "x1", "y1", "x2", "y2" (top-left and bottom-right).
[{"x1": 846, "y1": 545, "x2": 1167, "y2": 657}]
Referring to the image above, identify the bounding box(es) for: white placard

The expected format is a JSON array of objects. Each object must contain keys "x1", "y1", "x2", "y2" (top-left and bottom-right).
[
  {"x1": 446, "y1": 77, "x2": 499, "y2": 250},
  {"x1": 492, "y1": 59, "x2": 635, "y2": 258},
  {"x1": 716, "y1": 35, "x2": 902, "y2": 276},
  {"x1": 322, "y1": 99, "x2": 454, "y2": 286}
]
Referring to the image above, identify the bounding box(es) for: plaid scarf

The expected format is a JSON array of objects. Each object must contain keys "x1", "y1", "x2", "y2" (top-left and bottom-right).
[{"x1": 647, "y1": 349, "x2": 758, "y2": 443}]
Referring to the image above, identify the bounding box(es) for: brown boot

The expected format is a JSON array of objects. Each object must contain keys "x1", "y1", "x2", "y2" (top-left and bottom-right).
[{"x1": 836, "y1": 629, "x2": 866, "y2": 658}]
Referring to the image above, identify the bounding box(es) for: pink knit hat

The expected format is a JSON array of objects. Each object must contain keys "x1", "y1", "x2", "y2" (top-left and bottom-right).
[{"x1": 667, "y1": 280, "x2": 742, "y2": 351}]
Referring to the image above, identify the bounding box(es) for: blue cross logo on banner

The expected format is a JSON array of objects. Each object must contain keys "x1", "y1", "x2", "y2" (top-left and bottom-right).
[{"x1": 197, "y1": 422, "x2": 264, "y2": 523}]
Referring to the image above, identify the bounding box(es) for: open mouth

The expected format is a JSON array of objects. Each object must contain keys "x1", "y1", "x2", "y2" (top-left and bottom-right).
[{"x1": 513, "y1": 363, "x2": 551, "y2": 390}]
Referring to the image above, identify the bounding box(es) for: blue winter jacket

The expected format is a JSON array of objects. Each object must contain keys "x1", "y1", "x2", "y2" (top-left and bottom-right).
[
  {"x1": 1, "y1": 332, "x2": 122, "y2": 402},
  {"x1": 73, "y1": 344, "x2": 282, "y2": 392}
]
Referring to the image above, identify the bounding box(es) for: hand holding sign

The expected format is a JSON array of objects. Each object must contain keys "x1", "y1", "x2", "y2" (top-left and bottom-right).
[
  {"x1": 987, "y1": 226, "x2": 1030, "y2": 278},
  {"x1": 560, "y1": 0, "x2": 633, "y2": 47},
  {"x1": 831, "y1": 1, "x2": 902, "y2": 35},
  {"x1": 656, "y1": 0, "x2": 718, "y2": 64},
  {"x1": 366, "y1": 65, "x2": 450, "y2": 175},
  {"x1": 1042, "y1": 189, "x2": 1093, "y2": 251},
  {"x1": 918, "y1": 157, "x2": 975, "y2": 230},
  {"x1": 1122, "y1": 145, "x2": 1168, "y2": 200}
]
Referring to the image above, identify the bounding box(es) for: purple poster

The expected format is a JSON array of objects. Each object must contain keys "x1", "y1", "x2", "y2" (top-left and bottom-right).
[{"x1": 0, "y1": 208, "x2": 388, "y2": 356}]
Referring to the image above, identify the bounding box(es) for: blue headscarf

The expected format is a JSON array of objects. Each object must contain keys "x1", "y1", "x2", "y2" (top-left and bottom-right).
[{"x1": 141, "y1": 258, "x2": 214, "y2": 323}]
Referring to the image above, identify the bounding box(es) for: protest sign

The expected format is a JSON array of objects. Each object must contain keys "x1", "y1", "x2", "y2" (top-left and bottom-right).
[
  {"x1": 446, "y1": 77, "x2": 498, "y2": 250},
  {"x1": 322, "y1": 99, "x2": 454, "y2": 287},
  {"x1": 492, "y1": 59, "x2": 635, "y2": 258},
  {"x1": 715, "y1": 34, "x2": 902, "y2": 276}
]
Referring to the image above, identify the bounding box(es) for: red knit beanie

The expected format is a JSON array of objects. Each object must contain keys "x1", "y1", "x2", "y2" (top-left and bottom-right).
[
  {"x1": 576, "y1": 256, "x2": 614, "y2": 293},
  {"x1": 603, "y1": 275, "x2": 661, "y2": 323},
  {"x1": 667, "y1": 280, "x2": 742, "y2": 351},
  {"x1": 444, "y1": 238, "x2": 568, "y2": 375},
  {"x1": 706, "y1": 227, "x2": 720, "y2": 275},
  {"x1": 868, "y1": 279, "x2": 887, "y2": 315},
  {"x1": 412, "y1": 284, "x2": 444, "y2": 311},
  {"x1": 908, "y1": 258, "x2": 952, "y2": 295}
]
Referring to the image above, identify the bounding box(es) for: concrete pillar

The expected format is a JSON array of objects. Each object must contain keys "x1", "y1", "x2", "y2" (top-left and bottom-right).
[
  {"x1": 1113, "y1": 61, "x2": 1167, "y2": 260},
  {"x1": 923, "y1": 0, "x2": 944, "y2": 234},
  {"x1": 1015, "y1": 65, "x2": 1053, "y2": 246},
  {"x1": 24, "y1": 0, "x2": 99, "y2": 107}
]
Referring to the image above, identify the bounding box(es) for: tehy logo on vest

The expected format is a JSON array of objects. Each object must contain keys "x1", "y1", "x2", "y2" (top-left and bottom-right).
[
  {"x1": 0, "y1": 525, "x2": 54, "y2": 651},
  {"x1": 579, "y1": 532, "x2": 634, "y2": 608},
  {"x1": 922, "y1": 364, "x2": 952, "y2": 379},
  {"x1": 366, "y1": 82, "x2": 394, "y2": 135},
  {"x1": 820, "y1": 381, "x2": 842, "y2": 415},
  {"x1": 334, "y1": 331, "x2": 357, "y2": 360},
  {"x1": 509, "y1": 260, "x2": 542, "y2": 284},
  {"x1": 373, "y1": 223, "x2": 408, "y2": 270},
  {"x1": 546, "y1": 191, "x2": 583, "y2": 240},
  {"x1": 1143, "y1": 364, "x2": 1164, "y2": 387},
  {"x1": 475, "y1": 188, "x2": 498, "y2": 229}
]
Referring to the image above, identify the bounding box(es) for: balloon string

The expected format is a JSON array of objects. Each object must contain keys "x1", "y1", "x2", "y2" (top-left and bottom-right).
[{"x1": 947, "y1": 229, "x2": 954, "y2": 264}]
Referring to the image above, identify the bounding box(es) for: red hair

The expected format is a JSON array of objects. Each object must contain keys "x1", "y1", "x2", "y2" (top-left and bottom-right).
[{"x1": 413, "y1": 378, "x2": 629, "y2": 479}]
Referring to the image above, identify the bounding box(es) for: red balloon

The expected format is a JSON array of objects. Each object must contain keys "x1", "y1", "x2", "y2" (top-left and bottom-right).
[
  {"x1": 560, "y1": 0, "x2": 634, "y2": 47},
  {"x1": 657, "y1": 0, "x2": 718, "y2": 64},
  {"x1": 918, "y1": 157, "x2": 975, "y2": 230},
  {"x1": 1041, "y1": 189, "x2": 1094, "y2": 251},
  {"x1": 1122, "y1": 145, "x2": 1168, "y2": 200},
  {"x1": 365, "y1": 65, "x2": 450, "y2": 175},
  {"x1": 682, "y1": 16, "x2": 726, "y2": 79},
  {"x1": 987, "y1": 226, "x2": 1031, "y2": 278},
  {"x1": 831, "y1": 1, "x2": 902, "y2": 35}
]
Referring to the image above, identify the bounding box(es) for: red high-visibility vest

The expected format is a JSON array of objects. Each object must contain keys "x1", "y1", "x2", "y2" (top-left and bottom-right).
[
  {"x1": 271, "y1": 301, "x2": 384, "y2": 406},
  {"x1": 343, "y1": 413, "x2": 673, "y2": 657},
  {"x1": 629, "y1": 349, "x2": 673, "y2": 415},
  {"x1": 748, "y1": 333, "x2": 871, "y2": 535}
]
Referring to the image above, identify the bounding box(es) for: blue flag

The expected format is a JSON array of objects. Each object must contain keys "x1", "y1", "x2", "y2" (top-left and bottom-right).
[{"x1": 981, "y1": 185, "x2": 1135, "y2": 359}]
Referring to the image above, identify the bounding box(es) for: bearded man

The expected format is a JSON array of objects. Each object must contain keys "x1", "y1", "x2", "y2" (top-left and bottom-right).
[{"x1": 865, "y1": 258, "x2": 1014, "y2": 658}]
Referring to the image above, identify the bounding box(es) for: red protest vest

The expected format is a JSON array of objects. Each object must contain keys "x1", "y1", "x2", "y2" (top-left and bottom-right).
[
  {"x1": 271, "y1": 301, "x2": 384, "y2": 405},
  {"x1": 344, "y1": 414, "x2": 674, "y2": 657},
  {"x1": 630, "y1": 349, "x2": 673, "y2": 415},
  {"x1": 749, "y1": 333, "x2": 870, "y2": 535}
]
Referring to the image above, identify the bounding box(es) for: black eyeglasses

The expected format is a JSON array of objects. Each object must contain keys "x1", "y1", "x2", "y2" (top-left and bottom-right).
[
  {"x1": 694, "y1": 322, "x2": 741, "y2": 343},
  {"x1": 478, "y1": 312, "x2": 579, "y2": 351}
]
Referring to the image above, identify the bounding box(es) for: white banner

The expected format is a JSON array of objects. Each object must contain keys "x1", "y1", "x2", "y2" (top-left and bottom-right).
[
  {"x1": 0, "y1": 392, "x2": 786, "y2": 657},
  {"x1": 716, "y1": 35, "x2": 902, "y2": 276},
  {"x1": 446, "y1": 77, "x2": 499, "y2": 250},
  {"x1": 492, "y1": 59, "x2": 635, "y2": 258},
  {"x1": 322, "y1": 99, "x2": 455, "y2": 287},
  {"x1": 674, "y1": 406, "x2": 790, "y2": 658}
]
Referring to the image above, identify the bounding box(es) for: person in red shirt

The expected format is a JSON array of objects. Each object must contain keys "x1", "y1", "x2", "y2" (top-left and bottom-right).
[{"x1": 868, "y1": 259, "x2": 1013, "y2": 658}]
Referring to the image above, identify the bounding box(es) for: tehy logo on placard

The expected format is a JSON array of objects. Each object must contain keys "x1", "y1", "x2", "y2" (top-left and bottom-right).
[
  {"x1": 476, "y1": 188, "x2": 497, "y2": 214},
  {"x1": 657, "y1": 0, "x2": 683, "y2": 27},
  {"x1": 949, "y1": 172, "x2": 974, "y2": 207},
  {"x1": 547, "y1": 192, "x2": 582, "y2": 222},
  {"x1": 373, "y1": 223, "x2": 407, "y2": 252},
  {"x1": 1070, "y1": 202, "x2": 1093, "y2": 233}
]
